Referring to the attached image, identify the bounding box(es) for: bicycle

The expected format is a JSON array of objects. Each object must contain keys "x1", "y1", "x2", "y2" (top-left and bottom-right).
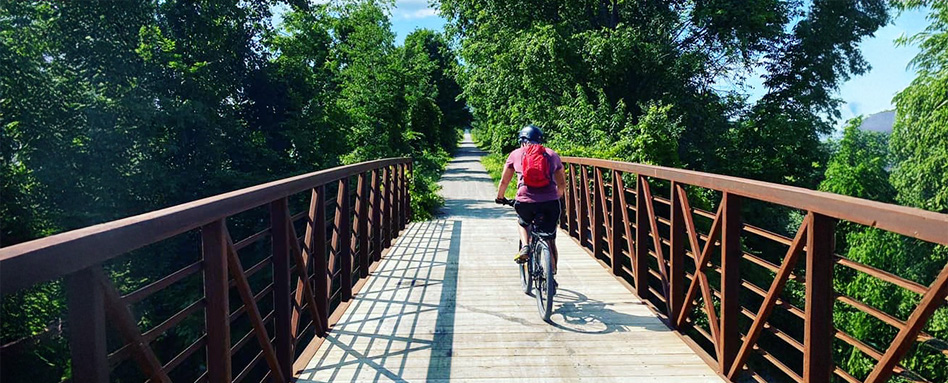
[{"x1": 495, "y1": 198, "x2": 557, "y2": 321}]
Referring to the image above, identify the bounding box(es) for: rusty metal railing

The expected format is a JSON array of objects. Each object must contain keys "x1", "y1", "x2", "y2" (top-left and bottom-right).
[
  {"x1": 0, "y1": 158, "x2": 412, "y2": 383},
  {"x1": 559, "y1": 157, "x2": 948, "y2": 383}
]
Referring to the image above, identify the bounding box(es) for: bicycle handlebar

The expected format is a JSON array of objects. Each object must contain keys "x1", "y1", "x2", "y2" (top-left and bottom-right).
[{"x1": 494, "y1": 197, "x2": 515, "y2": 206}]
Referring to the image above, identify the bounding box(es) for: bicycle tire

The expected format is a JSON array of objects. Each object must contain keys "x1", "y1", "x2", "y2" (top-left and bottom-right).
[{"x1": 533, "y1": 239, "x2": 555, "y2": 321}]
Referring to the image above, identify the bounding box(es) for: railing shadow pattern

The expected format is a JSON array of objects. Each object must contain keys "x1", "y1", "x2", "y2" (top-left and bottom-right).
[{"x1": 559, "y1": 157, "x2": 948, "y2": 383}]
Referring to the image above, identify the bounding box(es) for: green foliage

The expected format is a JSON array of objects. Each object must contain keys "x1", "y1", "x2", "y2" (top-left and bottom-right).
[
  {"x1": 890, "y1": 1, "x2": 948, "y2": 214},
  {"x1": 819, "y1": 117, "x2": 895, "y2": 203},
  {"x1": 444, "y1": 0, "x2": 888, "y2": 189},
  {"x1": 0, "y1": 1, "x2": 466, "y2": 381},
  {"x1": 481, "y1": 153, "x2": 517, "y2": 199},
  {"x1": 410, "y1": 149, "x2": 451, "y2": 221}
]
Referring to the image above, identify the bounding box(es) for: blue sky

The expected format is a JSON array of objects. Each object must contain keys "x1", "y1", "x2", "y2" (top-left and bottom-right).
[
  {"x1": 390, "y1": 0, "x2": 446, "y2": 44},
  {"x1": 388, "y1": 2, "x2": 929, "y2": 124}
]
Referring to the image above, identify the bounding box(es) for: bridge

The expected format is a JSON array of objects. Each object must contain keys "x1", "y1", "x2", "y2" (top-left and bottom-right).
[{"x1": 1, "y1": 134, "x2": 947, "y2": 383}]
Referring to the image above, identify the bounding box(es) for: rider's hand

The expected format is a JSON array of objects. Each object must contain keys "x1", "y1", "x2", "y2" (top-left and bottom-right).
[{"x1": 495, "y1": 197, "x2": 507, "y2": 205}]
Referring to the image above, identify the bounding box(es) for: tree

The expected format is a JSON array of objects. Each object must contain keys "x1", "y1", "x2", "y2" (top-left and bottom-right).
[
  {"x1": 819, "y1": 117, "x2": 895, "y2": 203},
  {"x1": 442, "y1": 0, "x2": 888, "y2": 190},
  {"x1": 890, "y1": 1, "x2": 948, "y2": 214}
]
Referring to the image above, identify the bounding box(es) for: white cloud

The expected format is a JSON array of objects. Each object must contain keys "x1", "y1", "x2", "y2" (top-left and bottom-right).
[{"x1": 400, "y1": 7, "x2": 437, "y2": 19}]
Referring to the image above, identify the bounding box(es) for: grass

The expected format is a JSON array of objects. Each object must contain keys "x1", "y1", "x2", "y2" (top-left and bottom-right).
[{"x1": 481, "y1": 152, "x2": 517, "y2": 199}]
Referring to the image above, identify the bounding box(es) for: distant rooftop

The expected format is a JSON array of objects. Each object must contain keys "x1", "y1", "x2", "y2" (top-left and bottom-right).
[{"x1": 859, "y1": 110, "x2": 895, "y2": 133}]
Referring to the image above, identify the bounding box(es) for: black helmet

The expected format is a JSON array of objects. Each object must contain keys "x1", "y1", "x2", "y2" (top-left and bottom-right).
[{"x1": 518, "y1": 124, "x2": 543, "y2": 144}]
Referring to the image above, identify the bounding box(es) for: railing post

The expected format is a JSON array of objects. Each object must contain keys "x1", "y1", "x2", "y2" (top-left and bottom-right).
[
  {"x1": 356, "y1": 172, "x2": 370, "y2": 278},
  {"x1": 634, "y1": 174, "x2": 648, "y2": 296},
  {"x1": 579, "y1": 166, "x2": 591, "y2": 249},
  {"x1": 269, "y1": 198, "x2": 293, "y2": 379},
  {"x1": 405, "y1": 162, "x2": 413, "y2": 223},
  {"x1": 391, "y1": 166, "x2": 400, "y2": 239},
  {"x1": 400, "y1": 163, "x2": 408, "y2": 229},
  {"x1": 669, "y1": 181, "x2": 686, "y2": 327},
  {"x1": 335, "y1": 178, "x2": 352, "y2": 301},
  {"x1": 720, "y1": 192, "x2": 743, "y2": 374},
  {"x1": 312, "y1": 186, "x2": 329, "y2": 334},
  {"x1": 592, "y1": 168, "x2": 605, "y2": 260},
  {"x1": 201, "y1": 219, "x2": 231, "y2": 383},
  {"x1": 66, "y1": 267, "x2": 109, "y2": 383},
  {"x1": 567, "y1": 164, "x2": 578, "y2": 236},
  {"x1": 610, "y1": 170, "x2": 624, "y2": 275},
  {"x1": 371, "y1": 169, "x2": 382, "y2": 261},
  {"x1": 804, "y1": 212, "x2": 836, "y2": 383},
  {"x1": 383, "y1": 167, "x2": 392, "y2": 248}
]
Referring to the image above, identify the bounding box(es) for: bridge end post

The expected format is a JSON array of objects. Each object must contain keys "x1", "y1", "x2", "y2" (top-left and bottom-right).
[
  {"x1": 201, "y1": 219, "x2": 232, "y2": 383},
  {"x1": 65, "y1": 268, "x2": 109, "y2": 383},
  {"x1": 720, "y1": 192, "x2": 743, "y2": 375},
  {"x1": 804, "y1": 212, "x2": 836, "y2": 383}
]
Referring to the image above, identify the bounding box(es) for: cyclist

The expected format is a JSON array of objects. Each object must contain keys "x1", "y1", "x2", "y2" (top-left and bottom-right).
[{"x1": 495, "y1": 124, "x2": 567, "y2": 272}]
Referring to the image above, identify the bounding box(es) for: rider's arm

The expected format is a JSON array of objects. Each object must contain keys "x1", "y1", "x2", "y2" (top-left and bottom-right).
[
  {"x1": 554, "y1": 168, "x2": 566, "y2": 198},
  {"x1": 497, "y1": 166, "x2": 515, "y2": 200}
]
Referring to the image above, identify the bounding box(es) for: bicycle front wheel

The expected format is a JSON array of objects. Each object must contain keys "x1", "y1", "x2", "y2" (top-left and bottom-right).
[{"x1": 533, "y1": 240, "x2": 555, "y2": 321}]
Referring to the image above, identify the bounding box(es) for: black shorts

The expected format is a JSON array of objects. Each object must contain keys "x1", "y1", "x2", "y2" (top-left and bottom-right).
[{"x1": 514, "y1": 199, "x2": 561, "y2": 239}]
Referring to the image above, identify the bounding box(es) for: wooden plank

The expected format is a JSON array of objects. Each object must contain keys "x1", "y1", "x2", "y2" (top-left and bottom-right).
[
  {"x1": 201, "y1": 219, "x2": 231, "y2": 383},
  {"x1": 270, "y1": 198, "x2": 294, "y2": 379},
  {"x1": 66, "y1": 268, "x2": 109, "y2": 383}
]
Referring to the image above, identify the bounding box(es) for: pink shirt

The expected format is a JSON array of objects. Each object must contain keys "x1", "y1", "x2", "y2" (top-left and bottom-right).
[{"x1": 505, "y1": 146, "x2": 564, "y2": 203}]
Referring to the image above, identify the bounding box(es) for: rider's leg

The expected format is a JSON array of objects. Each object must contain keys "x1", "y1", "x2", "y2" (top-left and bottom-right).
[
  {"x1": 517, "y1": 224, "x2": 530, "y2": 246},
  {"x1": 549, "y1": 238, "x2": 558, "y2": 274}
]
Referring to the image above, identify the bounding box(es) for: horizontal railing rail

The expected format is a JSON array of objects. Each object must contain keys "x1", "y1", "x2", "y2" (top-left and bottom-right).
[
  {"x1": 0, "y1": 158, "x2": 412, "y2": 383},
  {"x1": 559, "y1": 157, "x2": 948, "y2": 383}
]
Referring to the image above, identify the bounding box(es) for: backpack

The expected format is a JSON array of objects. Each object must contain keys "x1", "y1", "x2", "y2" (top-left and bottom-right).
[{"x1": 521, "y1": 144, "x2": 552, "y2": 188}]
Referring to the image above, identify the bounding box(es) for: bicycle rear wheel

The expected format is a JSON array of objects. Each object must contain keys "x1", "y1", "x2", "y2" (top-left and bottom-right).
[{"x1": 533, "y1": 239, "x2": 555, "y2": 321}]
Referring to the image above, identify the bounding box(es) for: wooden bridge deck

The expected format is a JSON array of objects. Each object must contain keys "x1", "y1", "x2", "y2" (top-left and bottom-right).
[{"x1": 297, "y1": 135, "x2": 723, "y2": 382}]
